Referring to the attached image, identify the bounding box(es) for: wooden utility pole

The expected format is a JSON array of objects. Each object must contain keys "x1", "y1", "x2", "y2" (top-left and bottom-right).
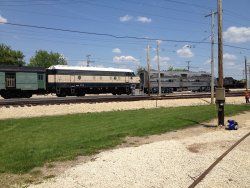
[
  {"x1": 216, "y1": 0, "x2": 225, "y2": 126},
  {"x1": 147, "y1": 45, "x2": 151, "y2": 96},
  {"x1": 205, "y1": 10, "x2": 217, "y2": 104},
  {"x1": 157, "y1": 40, "x2": 161, "y2": 95}
]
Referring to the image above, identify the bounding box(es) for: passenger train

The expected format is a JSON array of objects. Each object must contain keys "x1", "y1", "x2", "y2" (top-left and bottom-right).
[
  {"x1": 139, "y1": 69, "x2": 211, "y2": 93},
  {"x1": 0, "y1": 65, "x2": 140, "y2": 99}
]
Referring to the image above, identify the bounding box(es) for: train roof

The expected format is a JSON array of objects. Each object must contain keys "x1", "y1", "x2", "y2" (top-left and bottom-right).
[
  {"x1": 48, "y1": 65, "x2": 134, "y2": 73},
  {"x1": 149, "y1": 69, "x2": 210, "y2": 76},
  {"x1": 0, "y1": 65, "x2": 46, "y2": 73}
]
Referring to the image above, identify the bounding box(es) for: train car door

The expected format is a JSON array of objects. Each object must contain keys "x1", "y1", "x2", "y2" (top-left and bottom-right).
[{"x1": 5, "y1": 73, "x2": 16, "y2": 89}]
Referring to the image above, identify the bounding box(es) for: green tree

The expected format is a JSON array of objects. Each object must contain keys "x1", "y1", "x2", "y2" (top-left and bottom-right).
[
  {"x1": 29, "y1": 50, "x2": 67, "y2": 68},
  {"x1": 0, "y1": 43, "x2": 25, "y2": 65}
]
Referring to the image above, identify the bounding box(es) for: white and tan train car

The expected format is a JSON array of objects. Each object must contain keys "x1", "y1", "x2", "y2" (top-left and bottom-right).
[{"x1": 47, "y1": 65, "x2": 140, "y2": 97}]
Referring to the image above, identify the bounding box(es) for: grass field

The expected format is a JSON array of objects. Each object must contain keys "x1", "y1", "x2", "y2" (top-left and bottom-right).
[{"x1": 0, "y1": 104, "x2": 250, "y2": 174}]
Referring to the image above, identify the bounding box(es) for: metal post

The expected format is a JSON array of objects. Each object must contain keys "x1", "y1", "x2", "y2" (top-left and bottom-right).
[
  {"x1": 147, "y1": 45, "x2": 151, "y2": 96},
  {"x1": 211, "y1": 11, "x2": 215, "y2": 104},
  {"x1": 157, "y1": 40, "x2": 161, "y2": 95},
  {"x1": 245, "y1": 56, "x2": 248, "y2": 90},
  {"x1": 205, "y1": 10, "x2": 217, "y2": 104},
  {"x1": 216, "y1": 0, "x2": 225, "y2": 126}
]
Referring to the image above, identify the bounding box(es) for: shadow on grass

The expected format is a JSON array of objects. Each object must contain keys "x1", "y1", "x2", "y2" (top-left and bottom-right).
[{"x1": 178, "y1": 117, "x2": 217, "y2": 128}]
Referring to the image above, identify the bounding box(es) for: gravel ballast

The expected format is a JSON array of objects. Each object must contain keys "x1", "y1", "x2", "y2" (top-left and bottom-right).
[{"x1": 0, "y1": 97, "x2": 244, "y2": 120}]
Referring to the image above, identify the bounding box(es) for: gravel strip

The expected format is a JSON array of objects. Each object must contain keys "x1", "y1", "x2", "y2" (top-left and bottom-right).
[
  {"x1": 0, "y1": 97, "x2": 245, "y2": 120},
  {"x1": 28, "y1": 112, "x2": 250, "y2": 188}
]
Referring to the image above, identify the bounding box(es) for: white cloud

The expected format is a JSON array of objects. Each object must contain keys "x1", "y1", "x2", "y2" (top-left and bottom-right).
[
  {"x1": 223, "y1": 53, "x2": 239, "y2": 70},
  {"x1": 112, "y1": 48, "x2": 121, "y2": 54},
  {"x1": 152, "y1": 56, "x2": 171, "y2": 68},
  {"x1": 204, "y1": 59, "x2": 212, "y2": 65},
  {"x1": 136, "y1": 16, "x2": 152, "y2": 23},
  {"x1": 120, "y1": 15, "x2": 152, "y2": 23},
  {"x1": 176, "y1": 45, "x2": 194, "y2": 58},
  {"x1": 113, "y1": 56, "x2": 139, "y2": 64},
  {"x1": 152, "y1": 56, "x2": 170, "y2": 63},
  {"x1": 120, "y1": 15, "x2": 133, "y2": 22},
  {"x1": 223, "y1": 53, "x2": 237, "y2": 62},
  {"x1": 77, "y1": 60, "x2": 87, "y2": 66},
  {"x1": 0, "y1": 15, "x2": 7, "y2": 24},
  {"x1": 224, "y1": 26, "x2": 250, "y2": 43}
]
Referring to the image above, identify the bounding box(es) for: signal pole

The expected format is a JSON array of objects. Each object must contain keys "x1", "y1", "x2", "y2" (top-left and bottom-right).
[
  {"x1": 157, "y1": 40, "x2": 161, "y2": 95},
  {"x1": 205, "y1": 10, "x2": 217, "y2": 104},
  {"x1": 147, "y1": 45, "x2": 151, "y2": 96},
  {"x1": 216, "y1": 0, "x2": 225, "y2": 126}
]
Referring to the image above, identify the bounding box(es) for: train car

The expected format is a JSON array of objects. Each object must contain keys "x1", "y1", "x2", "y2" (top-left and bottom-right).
[
  {"x1": 139, "y1": 69, "x2": 211, "y2": 93},
  {"x1": 0, "y1": 65, "x2": 46, "y2": 99},
  {"x1": 47, "y1": 65, "x2": 140, "y2": 97}
]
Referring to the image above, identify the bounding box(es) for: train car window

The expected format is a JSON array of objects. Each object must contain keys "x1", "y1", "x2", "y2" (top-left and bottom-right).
[{"x1": 38, "y1": 74, "x2": 44, "y2": 80}]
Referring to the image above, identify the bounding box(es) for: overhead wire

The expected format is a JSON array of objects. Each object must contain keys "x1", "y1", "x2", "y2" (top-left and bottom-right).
[{"x1": 2, "y1": 21, "x2": 249, "y2": 52}]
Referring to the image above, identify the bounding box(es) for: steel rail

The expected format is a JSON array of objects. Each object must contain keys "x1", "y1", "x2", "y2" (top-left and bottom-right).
[
  {"x1": 188, "y1": 131, "x2": 250, "y2": 188},
  {"x1": 0, "y1": 92, "x2": 243, "y2": 107}
]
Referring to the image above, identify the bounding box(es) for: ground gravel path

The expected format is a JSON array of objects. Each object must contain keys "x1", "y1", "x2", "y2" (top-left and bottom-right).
[
  {"x1": 28, "y1": 115, "x2": 250, "y2": 188},
  {"x1": 24, "y1": 97, "x2": 250, "y2": 188}
]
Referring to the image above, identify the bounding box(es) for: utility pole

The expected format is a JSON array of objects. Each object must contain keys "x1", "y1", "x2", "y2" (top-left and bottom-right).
[
  {"x1": 147, "y1": 45, "x2": 151, "y2": 96},
  {"x1": 86, "y1": 55, "x2": 94, "y2": 67},
  {"x1": 186, "y1": 61, "x2": 191, "y2": 71},
  {"x1": 245, "y1": 56, "x2": 248, "y2": 90},
  {"x1": 216, "y1": 0, "x2": 225, "y2": 126},
  {"x1": 157, "y1": 40, "x2": 161, "y2": 95},
  {"x1": 205, "y1": 10, "x2": 217, "y2": 104}
]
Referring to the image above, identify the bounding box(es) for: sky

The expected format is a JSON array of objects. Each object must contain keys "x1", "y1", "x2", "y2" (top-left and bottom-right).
[{"x1": 0, "y1": 0, "x2": 250, "y2": 79}]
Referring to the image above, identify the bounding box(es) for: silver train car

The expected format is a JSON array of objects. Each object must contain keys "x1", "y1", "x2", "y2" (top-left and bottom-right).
[
  {"x1": 47, "y1": 65, "x2": 140, "y2": 97},
  {"x1": 139, "y1": 69, "x2": 211, "y2": 93}
]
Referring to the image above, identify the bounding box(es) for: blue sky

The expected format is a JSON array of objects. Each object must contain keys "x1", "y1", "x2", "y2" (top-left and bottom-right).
[{"x1": 0, "y1": 0, "x2": 250, "y2": 79}]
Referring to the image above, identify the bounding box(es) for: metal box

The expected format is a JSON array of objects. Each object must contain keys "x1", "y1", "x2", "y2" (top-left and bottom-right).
[{"x1": 216, "y1": 88, "x2": 225, "y2": 101}]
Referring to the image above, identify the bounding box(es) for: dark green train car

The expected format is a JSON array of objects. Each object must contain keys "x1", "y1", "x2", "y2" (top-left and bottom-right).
[{"x1": 0, "y1": 65, "x2": 46, "y2": 99}]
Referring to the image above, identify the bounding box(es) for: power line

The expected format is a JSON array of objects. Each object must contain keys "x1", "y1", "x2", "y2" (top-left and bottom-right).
[
  {"x1": 1, "y1": 21, "x2": 250, "y2": 51},
  {"x1": 0, "y1": 21, "x2": 212, "y2": 44}
]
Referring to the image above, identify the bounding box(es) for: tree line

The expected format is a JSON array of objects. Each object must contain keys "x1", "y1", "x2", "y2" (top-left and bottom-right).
[{"x1": 0, "y1": 43, "x2": 67, "y2": 68}]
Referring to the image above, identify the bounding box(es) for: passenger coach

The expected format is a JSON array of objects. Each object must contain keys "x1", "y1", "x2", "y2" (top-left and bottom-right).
[
  {"x1": 0, "y1": 65, "x2": 46, "y2": 99},
  {"x1": 47, "y1": 65, "x2": 140, "y2": 97}
]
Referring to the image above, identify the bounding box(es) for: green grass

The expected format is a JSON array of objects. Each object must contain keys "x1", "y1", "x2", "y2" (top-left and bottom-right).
[{"x1": 0, "y1": 104, "x2": 250, "y2": 174}]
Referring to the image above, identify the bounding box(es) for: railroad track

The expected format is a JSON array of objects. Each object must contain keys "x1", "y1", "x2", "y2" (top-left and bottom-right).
[
  {"x1": 0, "y1": 92, "x2": 243, "y2": 107},
  {"x1": 188, "y1": 130, "x2": 250, "y2": 188}
]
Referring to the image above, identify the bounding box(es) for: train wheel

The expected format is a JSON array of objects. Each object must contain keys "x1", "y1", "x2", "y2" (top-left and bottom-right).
[
  {"x1": 56, "y1": 91, "x2": 67, "y2": 97},
  {"x1": 22, "y1": 91, "x2": 32, "y2": 98}
]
